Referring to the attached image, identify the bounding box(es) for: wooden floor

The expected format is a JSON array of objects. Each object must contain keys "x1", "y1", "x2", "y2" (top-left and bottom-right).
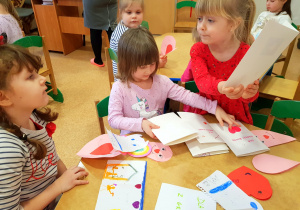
[{"x1": 45, "y1": 36, "x2": 300, "y2": 168}]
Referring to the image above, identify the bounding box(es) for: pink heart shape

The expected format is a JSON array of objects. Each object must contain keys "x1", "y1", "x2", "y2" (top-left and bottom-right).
[{"x1": 228, "y1": 126, "x2": 241, "y2": 134}]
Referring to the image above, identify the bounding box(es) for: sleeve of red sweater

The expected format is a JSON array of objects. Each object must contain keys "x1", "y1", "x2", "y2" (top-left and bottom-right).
[{"x1": 190, "y1": 43, "x2": 223, "y2": 96}]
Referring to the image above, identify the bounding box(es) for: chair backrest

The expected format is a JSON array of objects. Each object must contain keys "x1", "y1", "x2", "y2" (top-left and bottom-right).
[
  {"x1": 105, "y1": 47, "x2": 118, "y2": 90},
  {"x1": 141, "y1": 21, "x2": 149, "y2": 30},
  {"x1": 174, "y1": 0, "x2": 197, "y2": 32},
  {"x1": 95, "y1": 96, "x2": 110, "y2": 134},
  {"x1": 270, "y1": 100, "x2": 300, "y2": 119},
  {"x1": 181, "y1": 81, "x2": 199, "y2": 93},
  {"x1": 176, "y1": 1, "x2": 196, "y2": 9},
  {"x1": 13, "y1": 35, "x2": 42, "y2": 47}
]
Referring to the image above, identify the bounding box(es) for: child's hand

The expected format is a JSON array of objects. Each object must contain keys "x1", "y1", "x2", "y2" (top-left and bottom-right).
[
  {"x1": 218, "y1": 81, "x2": 244, "y2": 99},
  {"x1": 242, "y1": 79, "x2": 259, "y2": 99},
  {"x1": 142, "y1": 119, "x2": 160, "y2": 139},
  {"x1": 158, "y1": 52, "x2": 167, "y2": 68},
  {"x1": 215, "y1": 105, "x2": 240, "y2": 129},
  {"x1": 55, "y1": 166, "x2": 89, "y2": 193}
]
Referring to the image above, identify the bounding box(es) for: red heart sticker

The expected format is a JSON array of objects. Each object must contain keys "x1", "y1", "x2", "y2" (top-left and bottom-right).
[
  {"x1": 228, "y1": 126, "x2": 242, "y2": 134},
  {"x1": 263, "y1": 135, "x2": 269, "y2": 139}
]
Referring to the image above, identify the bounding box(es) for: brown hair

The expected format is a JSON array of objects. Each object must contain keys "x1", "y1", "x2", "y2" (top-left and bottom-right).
[
  {"x1": 0, "y1": 0, "x2": 22, "y2": 28},
  {"x1": 0, "y1": 44, "x2": 58, "y2": 160},
  {"x1": 279, "y1": 0, "x2": 291, "y2": 17},
  {"x1": 116, "y1": 27, "x2": 159, "y2": 82},
  {"x1": 195, "y1": 0, "x2": 256, "y2": 45}
]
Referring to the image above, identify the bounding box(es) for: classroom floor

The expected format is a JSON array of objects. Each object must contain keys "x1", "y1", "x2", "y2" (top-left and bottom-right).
[{"x1": 46, "y1": 35, "x2": 300, "y2": 168}]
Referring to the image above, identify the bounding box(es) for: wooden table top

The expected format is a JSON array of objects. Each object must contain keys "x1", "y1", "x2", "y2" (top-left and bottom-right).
[
  {"x1": 56, "y1": 115, "x2": 300, "y2": 210},
  {"x1": 155, "y1": 33, "x2": 194, "y2": 79}
]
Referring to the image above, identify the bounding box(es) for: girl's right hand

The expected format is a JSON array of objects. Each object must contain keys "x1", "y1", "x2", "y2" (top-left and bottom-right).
[
  {"x1": 142, "y1": 119, "x2": 160, "y2": 139},
  {"x1": 218, "y1": 81, "x2": 244, "y2": 99},
  {"x1": 55, "y1": 166, "x2": 89, "y2": 193},
  {"x1": 215, "y1": 105, "x2": 240, "y2": 129}
]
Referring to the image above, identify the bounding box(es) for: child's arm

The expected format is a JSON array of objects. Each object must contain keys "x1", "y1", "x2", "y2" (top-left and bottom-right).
[
  {"x1": 56, "y1": 159, "x2": 67, "y2": 178},
  {"x1": 181, "y1": 60, "x2": 194, "y2": 82},
  {"x1": 241, "y1": 79, "x2": 259, "y2": 102},
  {"x1": 158, "y1": 52, "x2": 167, "y2": 68}
]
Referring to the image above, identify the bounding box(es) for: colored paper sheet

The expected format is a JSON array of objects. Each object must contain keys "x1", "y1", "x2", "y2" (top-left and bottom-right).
[
  {"x1": 251, "y1": 130, "x2": 296, "y2": 147},
  {"x1": 228, "y1": 166, "x2": 272, "y2": 200},
  {"x1": 155, "y1": 183, "x2": 216, "y2": 210},
  {"x1": 197, "y1": 170, "x2": 263, "y2": 210},
  {"x1": 107, "y1": 129, "x2": 149, "y2": 152},
  {"x1": 147, "y1": 142, "x2": 173, "y2": 162},
  {"x1": 161, "y1": 35, "x2": 176, "y2": 56},
  {"x1": 76, "y1": 134, "x2": 121, "y2": 158},
  {"x1": 95, "y1": 160, "x2": 147, "y2": 210},
  {"x1": 252, "y1": 154, "x2": 300, "y2": 174}
]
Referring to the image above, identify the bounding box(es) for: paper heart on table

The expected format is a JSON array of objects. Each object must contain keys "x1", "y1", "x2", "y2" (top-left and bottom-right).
[
  {"x1": 160, "y1": 35, "x2": 176, "y2": 56},
  {"x1": 251, "y1": 130, "x2": 296, "y2": 147}
]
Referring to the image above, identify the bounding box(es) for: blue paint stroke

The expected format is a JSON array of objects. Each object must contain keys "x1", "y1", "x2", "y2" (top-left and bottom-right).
[
  {"x1": 209, "y1": 181, "x2": 232, "y2": 194},
  {"x1": 131, "y1": 138, "x2": 135, "y2": 140},
  {"x1": 112, "y1": 133, "x2": 123, "y2": 151},
  {"x1": 250, "y1": 202, "x2": 258, "y2": 210}
]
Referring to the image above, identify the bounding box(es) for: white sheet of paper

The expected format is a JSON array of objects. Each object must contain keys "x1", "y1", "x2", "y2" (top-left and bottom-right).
[
  {"x1": 224, "y1": 20, "x2": 299, "y2": 88},
  {"x1": 185, "y1": 139, "x2": 229, "y2": 157},
  {"x1": 95, "y1": 160, "x2": 147, "y2": 210},
  {"x1": 196, "y1": 170, "x2": 263, "y2": 210},
  {"x1": 178, "y1": 112, "x2": 224, "y2": 143},
  {"x1": 155, "y1": 183, "x2": 216, "y2": 210},
  {"x1": 106, "y1": 129, "x2": 148, "y2": 152},
  {"x1": 210, "y1": 123, "x2": 269, "y2": 157}
]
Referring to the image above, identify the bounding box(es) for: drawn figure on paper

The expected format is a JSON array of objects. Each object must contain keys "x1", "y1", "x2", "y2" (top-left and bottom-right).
[
  {"x1": 107, "y1": 184, "x2": 117, "y2": 196},
  {"x1": 228, "y1": 126, "x2": 242, "y2": 134},
  {"x1": 147, "y1": 142, "x2": 173, "y2": 162},
  {"x1": 131, "y1": 96, "x2": 159, "y2": 119},
  {"x1": 104, "y1": 164, "x2": 137, "y2": 181}
]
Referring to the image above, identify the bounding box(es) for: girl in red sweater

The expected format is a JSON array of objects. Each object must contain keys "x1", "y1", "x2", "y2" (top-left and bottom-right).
[{"x1": 184, "y1": 0, "x2": 259, "y2": 124}]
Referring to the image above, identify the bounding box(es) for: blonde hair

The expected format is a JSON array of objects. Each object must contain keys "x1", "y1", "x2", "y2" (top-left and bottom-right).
[
  {"x1": 195, "y1": 0, "x2": 256, "y2": 45},
  {"x1": 0, "y1": 45, "x2": 58, "y2": 160},
  {"x1": 119, "y1": 0, "x2": 144, "y2": 13},
  {"x1": 0, "y1": 0, "x2": 22, "y2": 28},
  {"x1": 116, "y1": 27, "x2": 159, "y2": 82}
]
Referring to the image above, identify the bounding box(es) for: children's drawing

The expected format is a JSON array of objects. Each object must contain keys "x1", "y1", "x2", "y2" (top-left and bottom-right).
[
  {"x1": 160, "y1": 35, "x2": 176, "y2": 56},
  {"x1": 228, "y1": 126, "x2": 241, "y2": 134},
  {"x1": 251, "y1": 130, "x2": 296, "y2": 147},
  {"x1": 228, "y1": 166, "x2": 272, "y2": 200},
  {"x1": 147, "y1": 142, "x2": 173, "y2": 162},
  {"x1": 252, "y1": 154, "x2": 300, "y2": 174},
  {"x1": 197, "y1": 170, "x2": 263, "y2": 210},
  {"x1": 127, "y1": 143, "x2": 152, "y2": 157},
  {"x1": 132, "y1": 96, "x2": 159, "y2": 119},
  {"x1": 95, "y1": 160, "x2": 147, "y2": 210}
]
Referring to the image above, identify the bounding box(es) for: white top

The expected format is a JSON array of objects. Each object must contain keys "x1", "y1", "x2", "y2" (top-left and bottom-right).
[
  {"x1": 0, "y1": 14, "x2": 23, "y2": 44},
  {"x1": 251, "y1": 11, "x2": 292, "y2": 39}
]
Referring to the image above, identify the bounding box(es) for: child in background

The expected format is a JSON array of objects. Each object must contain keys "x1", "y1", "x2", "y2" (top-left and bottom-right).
[
  {"x1": 251, "y1": 0, "x2": 292, "y2": 39},
  {"x1": 110, "y1": 0, "x2": 167, "y2": 79},
  {"x1": 186, "y1": 0, "x2": 259, "y2": 125},
  {"x1": 0, "y1": 0, "x2": 23, "y2": 45},
  {"x1": 0, "y1": 45, "x2": 89, "y2": 209},
  {"x1": 108, "y1": 27, "x2": 239, "y2": 138}
]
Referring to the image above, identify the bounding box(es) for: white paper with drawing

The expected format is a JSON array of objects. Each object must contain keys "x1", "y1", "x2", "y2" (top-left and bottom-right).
[
  {"x1": 196, "y1": 170, "x2": 263, "y2": 210},
  {"x1": 210, "y1": 123, "x2": 269, "y2": 157},
  {"x1": 225, "y1": 20, "x2": 299, "y2": 88},
  {"x1": 155, "y1": 183, "x2": 216, "y2": 210}
]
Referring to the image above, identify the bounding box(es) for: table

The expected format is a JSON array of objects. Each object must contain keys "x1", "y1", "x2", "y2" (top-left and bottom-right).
[
  {"x1": 155, "y1": 33, "x2": 194, "y2": 79},
  {"x1": 56, "y1": 114, "x2": 300, "y2": 210}
]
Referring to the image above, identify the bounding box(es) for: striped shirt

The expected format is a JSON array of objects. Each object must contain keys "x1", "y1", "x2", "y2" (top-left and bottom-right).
[
  {"x1": 0, "y1": 113, "x2": 59, "y2": 210},
  {"x1": 109, "y1": 21, "x2": 129, "y2": 79}
]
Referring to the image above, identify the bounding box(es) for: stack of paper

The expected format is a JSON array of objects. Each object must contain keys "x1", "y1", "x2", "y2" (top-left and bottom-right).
[{"x1": 42, "y1": 0, "x2": 53, "y2": 5}]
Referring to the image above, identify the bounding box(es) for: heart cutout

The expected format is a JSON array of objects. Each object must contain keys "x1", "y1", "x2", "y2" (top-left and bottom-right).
[
  {"x1": 263, "y1": 135, "x2": 269, "y2": 139},
  {"x1": 90, "y1": 143, "x2": 113, "y2": 155},
  {"x1": 135, "y1": 184, "x2": 141, "y2": 189},
  {"x1": 165, "y1": 44, "x2": 173, "y2": 54}
]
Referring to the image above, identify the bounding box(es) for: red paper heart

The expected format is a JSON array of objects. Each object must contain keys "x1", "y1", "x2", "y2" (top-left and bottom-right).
[
  {"x1": 165, "y1": 44, "x2": 173, "y2": 54},
  {"x1": 203, "y1": 122, "x2": 207, "y2": 124},
  {"x1": 135, "y1": 184, "x2": 141, "y2": 189},
  {"x1": 263, "y1": 135, "x2": 269, "y2": 139},
  {"x1": 90, "y1": 143, "x2": 113, "y2": 155},
  {"x1": 228, "y1": 126, "x2": 242, "y2": 134}
]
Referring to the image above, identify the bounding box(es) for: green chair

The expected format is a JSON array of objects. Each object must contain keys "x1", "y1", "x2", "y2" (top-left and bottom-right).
[
  {"x1": 141, "y1": 21, "x2": 149, "y2": 30},
  {"x1": 174, "y1": 0, "x2": 197, "y2": 32},
  {"x1": 95, "y1": 96, "x2": 110, "y2": 134},
  {"x1": 13, "y1": 36, "x2": 64, "y2": 102},
  {"x1": 105, "y1": 47, "x2": 118, "y2": 89}
]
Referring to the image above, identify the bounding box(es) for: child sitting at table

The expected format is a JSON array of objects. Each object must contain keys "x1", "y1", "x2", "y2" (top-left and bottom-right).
[
  {"x1": 110, "y1": 0, "x2": 167, "y2": 80},
  {"x1": 108, "y1": 27, "x2": 239, "y2": 138},
  {"x1": 181, "y1": 0, "x2": 260, "y2": 125},
  {"x1": 0, "y1": 45, "x2": 89, "y2": 209}
]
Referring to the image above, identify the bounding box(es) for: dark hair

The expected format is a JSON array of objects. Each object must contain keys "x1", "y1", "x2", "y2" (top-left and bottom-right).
[
  {"x1": 279, "y1": 0, "x2": 292, "y2": 17},
  {"x1": 0, "y1": 44, "x2": 58, "y2": 160},
  {"x1": 116, "y1": 27, "x2": 159, "y2": 82}
]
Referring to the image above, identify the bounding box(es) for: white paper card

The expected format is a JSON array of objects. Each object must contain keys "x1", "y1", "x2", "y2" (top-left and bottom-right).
[
  {"x1": 225, "y1": 20, "x2": 299, "y2": 87},
  {"x1": 197, "y1": 170, "x2": 263, "y2": 210},
  {"x1": 186, "y1": 139, "x2": 229, "y2": 157},
  {"x1": 155, "y1": 183, "x2": 216, "y2": 210}
]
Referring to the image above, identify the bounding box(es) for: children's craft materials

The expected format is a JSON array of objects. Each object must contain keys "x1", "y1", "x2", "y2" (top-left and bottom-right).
[
  {"x1": 224, "y1": 20, "x2": 299, "y2": 88},
  {"x1": 227, "y1": 166, "x2": 272, "y2": 200},
  {"x1": 95, "y1": 160, "x2": 147, "y2": 210},
  {"x1": 210, "y1": 123, "x2": 270, "y2": 157},
  {"x1": 251, "y1": 130, "x2": 296, "y2": 147},
  {"x1": 147, "y1": 142, "x2": 173, "y2": 162},
  {"x1": 155, "y1": 183, "x2": 216, "y2": 210},
  {"x1": 127, "y1": 143, "x2": 152, "y2": 157},
  {"x1": 197, "y1": 170, "x2": 263, "y2": 210},
  {"x1": 185, "y1": 139, "x2": 229, "y2": 157},
  {"x1": 160, "y1": 35, "x2": 176, "y2": 56},
  {"x1": 252, "y1": 154, "x2": 300, "y2": 174}
]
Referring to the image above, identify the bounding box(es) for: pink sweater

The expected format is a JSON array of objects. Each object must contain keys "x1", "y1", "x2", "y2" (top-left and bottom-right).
[{"x1": 108, "y1": 74, "x2": 217, "y2": 135}]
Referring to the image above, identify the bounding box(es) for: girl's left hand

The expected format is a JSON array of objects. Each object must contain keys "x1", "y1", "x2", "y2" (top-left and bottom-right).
[
  {"x1": 215, "y1": 106, "x2": 240, "y2": 129},
  {"x1": 158, "y1": 52, "x2": 167, "y2": 68},
  {"x1": 242, "y1": 79, "x2": 259, "y2": 99}
]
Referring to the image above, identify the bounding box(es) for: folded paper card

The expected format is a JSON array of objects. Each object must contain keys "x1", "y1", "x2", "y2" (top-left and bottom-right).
[
  {"x1": 251, "y1": 130, "x2": 296, "y2": 147},
  {"x1": 224, "y1": 20, "x2": 299, "y2": 88},
  {"x1": 228, "y1": 166, "x2": 272, "y2": 200},
  {"x1": 161, "y1": 35, "x2": 176, "y2": 56},
  {"x1": 252, "y1": 154, "x2": 300, "y2": 174},
  {"x1": 155, "y1": 183, "x2": 216, "y2": 210},
  {"x1": 185, "y1": 139, "x2": 229, "y2": 157},
  {"x1": 95, "y1": 160, "x2": 147, "y2": 210},
  {"x1": 197, "y1": 170, "x2": 263, "y2": 210}
]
